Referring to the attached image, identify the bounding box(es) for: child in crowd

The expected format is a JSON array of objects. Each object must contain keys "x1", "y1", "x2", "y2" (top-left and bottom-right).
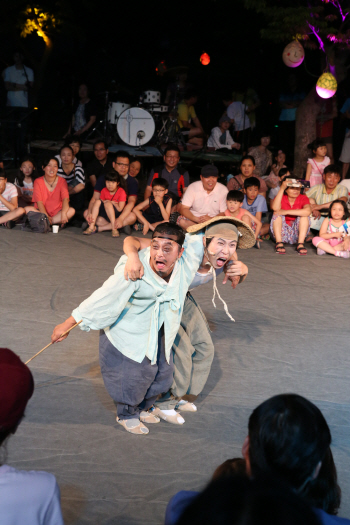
[
  {"x1": 14, "y1": 157, "x2": 36, "y2": 207},
  {"x1": 225, "y1": 190, "x2": 262, "y2": 246},
  {"x1": 0, "y1": 168, "x2": 25, "y2": 228},
  {"x1": 242, "y1": 177, "x2": 270, "y2": 245},
  {"x1": 265, "y1": 150, "x2": 286, "y2": 190},
  {"x1": 305, "y1": 139, "x2": 330, "y2": 187},
  {"x1": 268, "y1": 167, "x2": 290, "y2": 202},
  {"x1": 133, "y1": 177, "x2": 172, "y2": 235},
  {"x1": 83, "y1": 171, "x2": 127, "y2": 237},
  {"x1": 227, "y1": 155, "x2": 267, "y2": 198},
  {"x1": 312, "y1": 199, "x2": 350, "y2": 258}
]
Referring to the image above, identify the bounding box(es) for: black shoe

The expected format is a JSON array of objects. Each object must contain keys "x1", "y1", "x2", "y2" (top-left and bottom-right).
[
  {"x1": 122, "y1": 225, "x2": 132, "y2": 235},
  {"x1": 2, "y1": 220, "x2": 14, "y2": 229}
]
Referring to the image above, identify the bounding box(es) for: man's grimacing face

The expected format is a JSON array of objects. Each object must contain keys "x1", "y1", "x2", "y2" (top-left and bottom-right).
[{"x1": 150, "y1": 237, "x2": 184, "y2": 278}]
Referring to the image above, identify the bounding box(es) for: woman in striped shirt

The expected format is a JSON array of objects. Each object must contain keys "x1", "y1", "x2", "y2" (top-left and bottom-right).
[{"x1": 57, "y1": 145, "x2": 85, "y2": 212}]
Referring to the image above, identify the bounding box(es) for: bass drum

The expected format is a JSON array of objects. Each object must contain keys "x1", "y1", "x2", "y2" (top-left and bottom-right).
[
  {"x1": 117, "y1": 107, "x2": 155, "y2": 146},
  {"x1": 108, "y1": 102, "x2": 131, "y2": 124}
]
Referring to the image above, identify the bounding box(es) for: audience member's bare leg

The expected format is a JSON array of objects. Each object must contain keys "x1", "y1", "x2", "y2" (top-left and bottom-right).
[
  {"x1": 52, "y1": 208, "x2": 75, "y2": 224},
  {"x1": 122, "y1": 212, "x2": 137, "y2": 227},
  {"x1": 104, "y1": 202, "x2": 117, "y2": 236},
  {"x1": 178, "y1": 218, "x2": 196, "y2": 229},
  {"x1": 0, "y1": 207, "x2": 25, "y2": 225},
  {"x1": 272, "y1": 216, "x2": 283, "y2": 243},
  {"x1": 95, "y1": 217, "x2": 112, "y2": 231},
  {"x1": 297, "y1": 216, "x2": 310, "y2": 244}
]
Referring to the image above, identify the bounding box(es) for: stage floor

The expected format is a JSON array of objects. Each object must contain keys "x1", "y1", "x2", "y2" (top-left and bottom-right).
[{"x1": 1, "y1": 228, "x2": 350, "y2": 524}]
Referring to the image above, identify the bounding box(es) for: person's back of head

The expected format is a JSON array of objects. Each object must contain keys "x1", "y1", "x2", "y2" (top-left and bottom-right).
[
  {"x1": 0, "y1": 348, "x2": 34, "y2": 450},
  {"x1": 247, "y1": 394, "x2": 331, "y2": 494},
  {"x1": 177, "y1": 475, "x2": 322, "y2": 525}
]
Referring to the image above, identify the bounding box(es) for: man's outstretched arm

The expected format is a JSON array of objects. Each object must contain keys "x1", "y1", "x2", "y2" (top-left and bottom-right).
[{"x1": 123, "y1": 236, "x2": 152, "y2": 280}]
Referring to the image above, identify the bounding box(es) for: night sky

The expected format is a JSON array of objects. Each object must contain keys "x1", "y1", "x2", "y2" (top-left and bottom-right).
[{"x1": 0, "y1": 0, "x2": 345, "y2": 139}]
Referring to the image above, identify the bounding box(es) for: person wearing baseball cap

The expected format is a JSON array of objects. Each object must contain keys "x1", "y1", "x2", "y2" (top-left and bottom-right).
[
  {"x1": 0, "y1": 348, "x2": 63, "y2": 525},
  {"x1": 207, "y1": 115, "x2": 241, "y2": 151},
  {"x1": 178, "y1": 164, "x2": 229, "y2": 230}
]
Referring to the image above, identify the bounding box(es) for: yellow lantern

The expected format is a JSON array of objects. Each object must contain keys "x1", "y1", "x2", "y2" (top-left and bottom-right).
[{"x1": 316, "y1": 73, "x2": 337, "y2": 99}]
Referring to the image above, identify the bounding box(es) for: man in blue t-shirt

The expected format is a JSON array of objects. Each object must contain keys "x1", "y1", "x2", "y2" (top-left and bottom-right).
[{"x1": 83, "y1": 151, "x2": 139, "y2": 234}]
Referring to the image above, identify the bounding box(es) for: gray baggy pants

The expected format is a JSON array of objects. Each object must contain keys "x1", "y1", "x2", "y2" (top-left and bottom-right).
[
  {"x1": 99, "y1": 329, "x2": 174, "y2": 420},
  {"x1": 155, "y1": 293, "x2": 215, "y2": 410}
]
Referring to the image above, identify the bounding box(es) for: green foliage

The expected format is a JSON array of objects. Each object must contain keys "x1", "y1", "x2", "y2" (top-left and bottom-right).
[{"x1": 242, "y1": 0, "x2": 350, "y2": 49}]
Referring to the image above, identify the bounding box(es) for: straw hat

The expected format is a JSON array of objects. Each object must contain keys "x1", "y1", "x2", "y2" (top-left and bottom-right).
[{"x1": 187, "y1": 216, "x2": 256, "y2": 249}]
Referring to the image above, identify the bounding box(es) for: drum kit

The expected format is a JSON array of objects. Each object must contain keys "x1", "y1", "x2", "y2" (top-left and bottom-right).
[{"x1": 90, "y1": 88, "x2": 184, "y2": 149}]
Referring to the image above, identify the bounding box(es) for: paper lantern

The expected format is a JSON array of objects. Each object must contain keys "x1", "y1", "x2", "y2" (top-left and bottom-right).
[
  {"x1": 282, "y1": 41, "x2": 305, "y2": 68},
  {"x1": 316, "y1": 73, "x2": 337, "y2": 99},
  {"x1": 200, "y1": 53, "x2": 210, "y2": 66}
]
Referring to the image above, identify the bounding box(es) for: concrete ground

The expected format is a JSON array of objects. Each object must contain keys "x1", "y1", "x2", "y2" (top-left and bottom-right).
[{"x1": 1, "y1": 227, "x2": 350, "y2": 524}]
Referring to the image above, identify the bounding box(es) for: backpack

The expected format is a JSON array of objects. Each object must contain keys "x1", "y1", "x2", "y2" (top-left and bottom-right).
[{"x1": 21, "y1": 211, "x2": 51, "y2": 233}]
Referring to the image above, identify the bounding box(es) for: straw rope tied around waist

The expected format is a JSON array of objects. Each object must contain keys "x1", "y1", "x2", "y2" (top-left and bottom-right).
[{"x1": 205, "y1": 247, "x2": 236, "y2": 322}]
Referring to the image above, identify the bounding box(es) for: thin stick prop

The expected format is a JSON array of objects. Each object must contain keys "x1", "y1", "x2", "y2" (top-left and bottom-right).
[{"x1": 25, "y1": 321, "x2": 82, "y2": 365}]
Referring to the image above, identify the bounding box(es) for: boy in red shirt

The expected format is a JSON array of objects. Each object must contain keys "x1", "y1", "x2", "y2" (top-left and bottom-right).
[{"x1": 83, "y1": 171, "x2": 127, "y2": 237}]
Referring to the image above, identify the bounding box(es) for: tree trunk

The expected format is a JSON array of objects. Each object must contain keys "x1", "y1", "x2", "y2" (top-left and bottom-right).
[{"x1": 293, "y1": 87, "x2": 321, "y2": 178}]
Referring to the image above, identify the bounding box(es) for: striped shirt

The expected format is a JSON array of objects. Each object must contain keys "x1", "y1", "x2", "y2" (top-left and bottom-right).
[
  {"x1": 57, "y1": 165, "x2": 85, "y2": 187},
  {"x1": 306, "y1": 184, "x2": 347, "y2": 215}
]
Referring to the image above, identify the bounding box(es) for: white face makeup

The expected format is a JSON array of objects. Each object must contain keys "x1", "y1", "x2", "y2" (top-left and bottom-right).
[{"x1": 205, "y1": 237, "x2": 237, "y2": 268}]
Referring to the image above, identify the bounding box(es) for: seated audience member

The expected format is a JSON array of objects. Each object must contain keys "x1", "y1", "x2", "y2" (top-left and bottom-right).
[
  {"x1": 207, "y1": 115, "x2": 241, "y2": 151},
  {"x1": 264, "y1": 149, "x2": 287, "y2": 182},
  {"x1": 306, "y1": 139, "x2": 330, "y2": 188},
  {"x1": 57, "y1": 145, "x2": 85, "y2": 213},
  {"x1": 25, "y1": 157, "x2": 75, "y2": 227},
  {"x1": 242, "y1": 177, "x2": 270, "y2": 244},
  {"x1": 177, "y1": 89, "x2": 204, "y2": 147},
  {"x1": 133, "y1": 178, "x2": 172, "y2": 235},
  {"x1": 166, "y1": 458, "x2": 246, "y2": 525},
  {"x1": 222, "y1": 93, "x2": 251, "y2": 148},
  {"x1": 14, "y1": 157, "x2": 37, "y2": 207},
  {"x1": 84, "y1": 151, "x2": 138, "y2": 234},
  {"x1": 129, "y1": 157, "x2": 142, "y2": 179},
  {"x1": 144, "y1": 145, "x2": 189, "y2": 204},
  {"x1": 225, "y1": 190, "x2": 262, "y2": 246},
  {"x1": 177, "y1": 164, "x2": 228, "y2": 229},
  {"x1": 312, "y1": 200, "x2": 350, "y2": 258},
  {"x1": 248, "y1": 132, "x2": 273, "y2": 177},
  {"x1": 270, "y1": 177, "x2": 311, "y2": 255},
  {"x1": 56, "y1": 135, "x2": 82, "y2": 168},
  {"x1": 0, "y1": 169, "x2": 25, "y2": 228},
  {"x1": 227, "y1": 155, "x2": 267, "y2": 198},
  {"x1": 176, "y1": 476, "x2": 322, "y2": 525},
  {"x1": 83, "y1": 171, "x2": 127, "y2": 237},
  {"x1": 0, "y1": 348, "x2": 64, "y2": 524},
  {"x1": 306, "y1": 165, "x2": 348, "y2": 233},
  {"x1": 267, "y1": 167, "x2": 290, "y2": 202},
  {"x1": 167, "y1": 393, "x2": 346, "y2": 525},
  {"x1": 64, "y1": 83, "x2": 97, "y2": 139},
  {"x1": 85, "y1": 140, "x2": 113, "y2": 188},
  {"x1": 339, "y1": 176, "x2": 350, "y2": 212}
]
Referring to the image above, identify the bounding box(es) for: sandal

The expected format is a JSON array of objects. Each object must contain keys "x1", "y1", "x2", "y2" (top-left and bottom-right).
[
  {"x1": 134, "y1": 222, "x2": 143, "y2": 231},
  {"x1": 83, "y1": 225, "x2": 97, "y2": 235},
  {"x1": 112, "y1": 228, "x2": 120, "y2": 238},
  {"x1": 140, "y1": 410, "x2": 160, "y2": 424},
  {"x1": 261, "y1": 234, "x2": 270, "y2": 240},
  {"x1": 275, "y1": 242, "x2": 286, "y2": 255},
  {"x1": 116, "y1": 417, "x2": 149, "y2": 435},
  {"x1": 296, "y1": 243, "x2": 307, "y2": 255},
  {"x1": 255, "y1": 239, "x2": 261, "y2": 249}
]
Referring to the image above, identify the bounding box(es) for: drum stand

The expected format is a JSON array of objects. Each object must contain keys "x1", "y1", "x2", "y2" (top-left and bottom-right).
[{"x1": 84, "y1": 91, "x2": 119, "y2": 144}]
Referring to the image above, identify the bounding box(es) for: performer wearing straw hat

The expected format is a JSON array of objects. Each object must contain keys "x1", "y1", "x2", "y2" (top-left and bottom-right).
[
  {"x1": 51, "y1": 219, "x2": 254, "y2": 436},
  {"x1": 123, "y1": 216, "x2": 255, "y2": 424}
]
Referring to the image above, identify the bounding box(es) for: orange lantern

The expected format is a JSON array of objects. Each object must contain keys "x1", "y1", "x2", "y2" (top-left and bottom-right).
[{"x1": 200, "y1": 53, "x2": 210, "y2": 66}]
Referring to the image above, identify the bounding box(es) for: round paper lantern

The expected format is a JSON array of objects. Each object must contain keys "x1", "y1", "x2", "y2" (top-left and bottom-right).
[
  {"x1": 316, "y1": 72, "x2": 337, "y2": 99},
  {"x1": 282, "y1": 41, "x2": 305, "y2": 68},
  {"x1": 200, "y1": 53, "x2": 210, "y2": 66}
]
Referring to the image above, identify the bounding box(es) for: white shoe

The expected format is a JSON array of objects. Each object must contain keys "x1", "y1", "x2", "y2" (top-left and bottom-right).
[
  {"x1": 175, "y1": 400, "x2": 197, "y2": 412},
  {"x1": 116, "y1": 417, "x2": 149, "y2": 435},
  {"x1": 152, "y1": 407, "x2": 185, "y2": 425}
]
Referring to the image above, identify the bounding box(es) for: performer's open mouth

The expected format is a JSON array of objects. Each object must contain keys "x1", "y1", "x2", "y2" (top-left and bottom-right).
[
  {"x1": 155, "y1": 260, "x2": 166, "y2": 270},
  {"x1": 215, "y1": 257, "x2": 227, "y2": 267}
]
